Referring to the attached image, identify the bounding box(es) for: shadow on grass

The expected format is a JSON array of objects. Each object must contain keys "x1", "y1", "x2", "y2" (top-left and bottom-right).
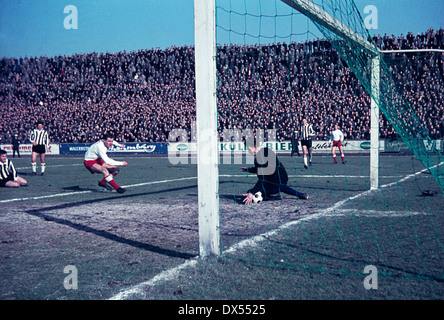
[{"x1": 26, "y1": 184, "x2": 200, "y2": 260}]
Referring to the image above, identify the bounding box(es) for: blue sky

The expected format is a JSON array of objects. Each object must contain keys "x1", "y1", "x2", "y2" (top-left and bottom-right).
[{"x1": 0, "y1": 0, "x2": 442, "y2": 59}]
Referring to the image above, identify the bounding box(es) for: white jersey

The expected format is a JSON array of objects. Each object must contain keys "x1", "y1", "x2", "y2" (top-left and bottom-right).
[
  {"x1": 84, "y1": 140, "x2": 124, "y2": 166},
  {"x1": 331, "y1": 129, "x2": 344, "y2": 142}
]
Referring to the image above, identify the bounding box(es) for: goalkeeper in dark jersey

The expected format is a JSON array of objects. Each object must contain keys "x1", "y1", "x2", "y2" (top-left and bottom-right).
[{"x1": 241, "y1": 144, "x2": 308, "y2": 205}]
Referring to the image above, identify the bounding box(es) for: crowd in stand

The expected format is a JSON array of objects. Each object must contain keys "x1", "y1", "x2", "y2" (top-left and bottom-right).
[{"x1": 1, "y1": 27, "x2": 443, "y2": 145}]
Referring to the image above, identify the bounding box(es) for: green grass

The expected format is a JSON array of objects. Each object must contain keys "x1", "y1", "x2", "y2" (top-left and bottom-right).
[{"x1": 1, "y1": 154, "x2": 443, "y2": 300}]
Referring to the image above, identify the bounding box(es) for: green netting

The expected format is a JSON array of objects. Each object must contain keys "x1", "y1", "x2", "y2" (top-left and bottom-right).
[
  {"x1": 283, "y1": 0, "x2": 444, "y2": 191},
  {"x1": 215, "y1": 0, "x2": 444, "y2": 283}
]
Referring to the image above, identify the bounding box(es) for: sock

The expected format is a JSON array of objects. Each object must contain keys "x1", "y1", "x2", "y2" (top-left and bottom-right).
[
  {"x1": 41, "y1": 163, "x2": 46, "y2": 173},
  {"x1": 32, "y1": 162, "x2": 37, "y2": 173},
  {"x1": 341, "y1": 155, "x2": 345, "y2": 162},
  {"x1": 105, "y1": 174, "x2": 120, "y2": 190},
  {"x1": 99, "y1": 177, "x2": 108, "y2": 186},
  {"x1": 309, "y1": 153, "x2": 312, "y2": 163},
  {"x1": 303, "y1": 156, "x2": 308, "y2": 166},
  {"x1": 333, "y1": 155, "x2": 337, "y2": 162}
]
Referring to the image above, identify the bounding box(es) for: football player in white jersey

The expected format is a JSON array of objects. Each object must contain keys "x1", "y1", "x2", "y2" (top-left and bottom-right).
[
  {"x1": 84, "y1": 134, "x2": 128, "y2": 193},
  {"x1": 330, "y1": 123, "x2": 345, "y2": 164}
]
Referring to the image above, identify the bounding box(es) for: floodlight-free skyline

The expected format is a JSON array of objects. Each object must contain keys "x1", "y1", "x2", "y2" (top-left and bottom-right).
[{"x1": 0, "y1": 0, "x2": 442, "y2": 59}]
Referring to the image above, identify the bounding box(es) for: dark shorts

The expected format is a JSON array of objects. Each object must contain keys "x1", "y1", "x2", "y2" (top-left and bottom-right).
[
  {"x1": 32, "y1": 145, "x2": 46, "y2": 154},
  {"x1": 0, "y1": 174, "x2": 14, "y2": 187},
  {"x1": 300, "y1": 139, "x2": 312, "y2": 148}
]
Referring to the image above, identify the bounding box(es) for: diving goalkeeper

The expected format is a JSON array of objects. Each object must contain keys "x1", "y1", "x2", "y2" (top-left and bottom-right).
[{"x1": 241, "y1": 143, "x2": 308, "y2": 205}]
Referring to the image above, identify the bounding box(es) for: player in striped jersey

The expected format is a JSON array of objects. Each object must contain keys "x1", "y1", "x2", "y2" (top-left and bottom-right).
[
  {"x1": 30, "y1": 121, "x2": 50, "y2": 176},
  {"x1": 0, "y1": 149, "x2": 28, "y2": 188},
  {"x1": 299, "y1": 119, "x2": 316, "y2": 169}
]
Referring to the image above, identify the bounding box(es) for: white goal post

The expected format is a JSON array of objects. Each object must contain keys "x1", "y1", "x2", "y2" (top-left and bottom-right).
[
  {"x1": 281, "y1": 0, "x2": 382, "y2": 189},
  {"x1": 193, "y1": 0, "x2": 444, "y2": 257},
  {"x1": 193, "y1": 0, "x2": 381, "y2": 256},
  {"x1": 194, "y1": 0, "x2": 221, "y2": 257},
  {"x1": 281, "y1": 1, "x2": 444, "y2": 190}
]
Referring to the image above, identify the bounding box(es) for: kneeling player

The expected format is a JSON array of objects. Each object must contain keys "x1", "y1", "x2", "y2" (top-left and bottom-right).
[
  {"x1": 84, "y1": 134, "x2": 128, "y2": 193},
  {"x1": 0, "y1": 149, "x2": 28, "y2": 188},
  {"x1": 241, "y1": 144, "x2": 307, "y2": 205}
]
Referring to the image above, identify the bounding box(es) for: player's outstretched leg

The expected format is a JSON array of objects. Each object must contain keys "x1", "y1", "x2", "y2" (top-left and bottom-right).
[
  {"x1": 102, "y1": 174, "x2": 125, "y2": 193},
  {"x1": 98, "y1": 180, "x2": 113, "y2": 191},
  {"x1": 280, "y1": 185, "x2": 308, "y2": 200},
  {"x1": 96, "y1": 166, "x2": 125, "y2": 193}
]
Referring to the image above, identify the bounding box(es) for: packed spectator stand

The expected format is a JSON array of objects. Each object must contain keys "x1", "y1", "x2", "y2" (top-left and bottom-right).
[{"x1": 1, "y1": 27, "x2": 443, "y2": 145}]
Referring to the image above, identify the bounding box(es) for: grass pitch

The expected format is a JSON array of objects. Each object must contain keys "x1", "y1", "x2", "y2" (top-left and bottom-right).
[{"x1": 0, "y1": 154, "x2": 443, "y2": 300}]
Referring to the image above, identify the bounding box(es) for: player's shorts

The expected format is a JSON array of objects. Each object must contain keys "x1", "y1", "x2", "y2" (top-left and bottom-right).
[
  {"x1": 300, "y1": 139, "x2": 312, "y2": 148},
  {"x1": 32, "y1": 145, "x2": 46, "y2": 154},
  {"x1": 0, "y1": 174, "x2": 14, "y2": 187},
  {"x1": 84, "y1": 158, "x2": 105, "y2": 174},
  {"x1": 332, "y1": 140, "x2": 343, "y2": 147}
]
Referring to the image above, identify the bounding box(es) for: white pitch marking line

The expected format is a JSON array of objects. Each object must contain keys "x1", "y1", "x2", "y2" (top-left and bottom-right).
[
  {"x1": 1, "y1": 173, "x2": 404, "y2": 204},
  {"x1": 0, "y1": 177, "x2": 198, "y2": 204},
  {"x1": 223, "y1": 174, "x2": 400, "y2": 179},
  {"x1": 15, "y1": 163, "x2": 84, "y2": 170},
  {"x1": 109, "y1": 259, "x2": 199, "y2": 300},
  {"x1": 108, "y1": 165, "x2": 437, "y2": 300}
]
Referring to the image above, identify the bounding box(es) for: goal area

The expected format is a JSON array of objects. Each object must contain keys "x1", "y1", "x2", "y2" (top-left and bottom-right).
[{"x1": 194, "y1": 0, "x2": 444, "y2": 281}]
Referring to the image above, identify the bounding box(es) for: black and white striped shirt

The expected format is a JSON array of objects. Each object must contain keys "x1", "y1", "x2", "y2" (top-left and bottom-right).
[
  {"x1": 30, "y1": 129, "x2": 49, "y2": 146},
  {"x1": 0, "y1": 159, "x2": 17, "y2": 181},
  {"x1": 300, "y1": 124, "x2": 315, "y2": 140}
]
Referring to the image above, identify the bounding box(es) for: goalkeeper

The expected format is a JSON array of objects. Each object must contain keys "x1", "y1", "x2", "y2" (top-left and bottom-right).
[{"x1": 241, "y1": 144, "x2": 308, "y2": 205}]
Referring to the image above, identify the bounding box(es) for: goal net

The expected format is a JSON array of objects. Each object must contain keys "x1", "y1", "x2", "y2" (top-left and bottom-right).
[{"x1": 212, "y1": 0, "x2": 444, "y2": 281}]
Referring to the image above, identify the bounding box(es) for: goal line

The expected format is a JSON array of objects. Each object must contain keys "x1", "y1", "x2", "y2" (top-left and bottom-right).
[{"x1": 108, "y1": 165, "x2": 432, "y2": 300}]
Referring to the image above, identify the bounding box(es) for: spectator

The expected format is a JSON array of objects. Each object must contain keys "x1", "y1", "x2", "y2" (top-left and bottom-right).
[{"x1": 0, "y1": 29, "x2": 443, "y2": 144}]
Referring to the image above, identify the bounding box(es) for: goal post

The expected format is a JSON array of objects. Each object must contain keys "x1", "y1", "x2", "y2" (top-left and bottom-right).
[
  {"x1": 370, "y1": 55, "x2": 380, "y2": 190},
  {"x1": 194, "y1": 0, "x2": 221, "y2": 257},
  {"x1": 281, "y1": 0, "x2": 378, "y2": 55},
  {"x1": 282, "y1": 0, "x2": 381, "y2": 189},
  {"x1": 209, "y1": 0, "x2": 444, "y2": 283},
  {"x1": 193, "y1": 0, "x2": 444, "y2": 258},
  {"x1": 281, "y1": 0, "x2": 444, "y2": 191}
]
